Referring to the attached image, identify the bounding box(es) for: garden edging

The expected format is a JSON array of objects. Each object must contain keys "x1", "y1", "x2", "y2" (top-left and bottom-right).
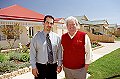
[
  {"x1": 92, "y1": 45, "x2": 104, "y2": 50},
  {"x1": 0, "y1": 66, "x2": 32, "y2": 79}
]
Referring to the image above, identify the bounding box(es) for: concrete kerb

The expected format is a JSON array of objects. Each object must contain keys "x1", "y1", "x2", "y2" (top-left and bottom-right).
[
  {"x1": 92, "y1": 45, "x2": 104, "y2": 51},
  {"x1": 0, "y1": 66, "x2": 32, "y2": 79}
]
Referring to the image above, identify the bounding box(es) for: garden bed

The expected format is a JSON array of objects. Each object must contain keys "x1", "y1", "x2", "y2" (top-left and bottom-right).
[
  {"x1": 91, "y1": 41, "x2": 101, "y2": 48},
  {"x1": 0, "y1": 47, "x2": 30, "y2": 77}
]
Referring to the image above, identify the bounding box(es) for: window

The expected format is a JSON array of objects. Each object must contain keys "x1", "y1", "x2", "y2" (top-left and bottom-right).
[
  {"x1": 0, "y1": 35, "x2": 6, "y2": 41},
  {"x1": 29, "y1": 27, "x2": 34, "y2": 36},
  {"x1": 1, "y1": 35, "x2": 6, "y2": 40}
]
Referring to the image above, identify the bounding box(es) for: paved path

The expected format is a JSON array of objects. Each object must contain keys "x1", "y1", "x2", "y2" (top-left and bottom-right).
[
  {"x1": 12, "y1": 41, "x2": 120, "y2": 79},
  {"x1": 92, "y1": 41, "x2": 120, "y2": 62}
]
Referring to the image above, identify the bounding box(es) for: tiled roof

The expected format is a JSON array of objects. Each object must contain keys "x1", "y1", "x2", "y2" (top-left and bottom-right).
[
  {"x1": 81, "y1": 20, "x2": 108, "y2": 25},
  {"x1": 74, "y1": 15, "x2": 88, "y2": 21},
  {"x1": 74, "y1": 15, "x2": 89, "y2": 24},
  {"x1": 74, "y1": 16, "x2": 109, "y2": 25},
  {"x1": 0, "y1": 4, "x2": 45, "y2": 22},
  {"x1": 108, "y1": 24, "x2": 118, "y2": 28},
  {"x1": 117, "y1": 25, "x2": 120, "y2": 28}
]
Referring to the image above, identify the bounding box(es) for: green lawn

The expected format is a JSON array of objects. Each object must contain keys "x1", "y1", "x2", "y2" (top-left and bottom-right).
[{"x1": 88, "y1": 48, "x2": 120, "y2": 79}]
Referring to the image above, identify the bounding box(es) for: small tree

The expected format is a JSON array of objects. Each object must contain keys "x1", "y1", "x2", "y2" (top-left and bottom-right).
[{"x1": 1, "y1": 23, "x2": 23, "y2": 49}]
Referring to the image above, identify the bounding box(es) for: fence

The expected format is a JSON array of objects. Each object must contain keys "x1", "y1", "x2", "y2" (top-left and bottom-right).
[{"x1": 79, "y1": 29, "x2": 115, "y2": 43}]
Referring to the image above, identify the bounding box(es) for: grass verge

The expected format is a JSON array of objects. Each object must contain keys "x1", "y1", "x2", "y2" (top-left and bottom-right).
[{"x1": 88, "y1": 48, "x2": 120, "y2": 79}]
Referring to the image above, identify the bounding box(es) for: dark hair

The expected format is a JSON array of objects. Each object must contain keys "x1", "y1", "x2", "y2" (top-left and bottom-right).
[{"x1": 44, "y1": 15, "x2": 54, "y2": 23}]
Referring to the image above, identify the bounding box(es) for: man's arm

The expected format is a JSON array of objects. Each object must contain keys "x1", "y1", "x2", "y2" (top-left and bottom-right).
[
  {"x1": 30, "y1": 37, "x2": 39, "y2": 76},
  {"x1": 56, "y1": 37, "x2": 63, "y2": 73},
  {"x1": 85, "y1": 34, "x2": 92, "y2": 70},
  {"x1": 30, "y1": 37, "x2": 37, "y2": 69}
]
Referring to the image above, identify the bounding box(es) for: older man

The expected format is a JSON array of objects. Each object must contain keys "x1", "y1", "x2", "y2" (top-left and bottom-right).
[{"x1": 61, "y1": 16, "x2": 92, "y2": 79}]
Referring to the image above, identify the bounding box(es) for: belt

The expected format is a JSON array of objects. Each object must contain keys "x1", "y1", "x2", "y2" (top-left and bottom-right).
[{"x1": 36, "y1": 62, "x2": 57, "y2": 66}]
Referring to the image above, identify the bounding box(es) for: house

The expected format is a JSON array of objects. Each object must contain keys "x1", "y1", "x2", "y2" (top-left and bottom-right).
[
  {"x1": 0, "y1": 4, "x2": 62, "y2": 49},
  {"x1": 74, "y1": 16, "x2": 115, "y2": 42},
  {"x1": 115, "y1": 25, "x2": 120, "y2": 37},
  {"x1": 55, "y1": 18, "x2": 67, "y2": 36},
  {"x1": 108, "y1": 24, "x2": 118, "y2": 35},
  {"x1": 75, "y1": 16, "x2": 110, "y2": 34}
]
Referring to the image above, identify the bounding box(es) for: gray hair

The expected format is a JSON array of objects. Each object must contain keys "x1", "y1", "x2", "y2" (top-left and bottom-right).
[{"x1": 65, "y1": 16, "x2": 80, "y2": 29}]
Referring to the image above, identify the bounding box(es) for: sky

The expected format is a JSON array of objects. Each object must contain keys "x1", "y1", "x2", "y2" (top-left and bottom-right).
[{"x1": 0, "y1": 0, "x2": 120, "y2": 25}]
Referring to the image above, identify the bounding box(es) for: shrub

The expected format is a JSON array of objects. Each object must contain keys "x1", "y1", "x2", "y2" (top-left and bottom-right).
[
  {"x1": 20, "y1": 53, "x2": 30, "y2": 62},
  {"x1": 21, "y1": 46, "x2": 29, "y2": 53},
  {"x1": 0, "y1": 61, "x2": 30, "y2": 75},
  {"x1": 18, "y1": 44, "x2": 30, "y2": 53},
  {"x1": 0, "y1": 61, "x2": 17, "y2": 73},
  {"x1": 0, "y1": 54, "x2": 5, "y2": 62},
  {"x1": 0, "y1": 53, "x2": 9, "y2": 63},
  {"x1": 8, "y1": 51, "x2": 21, "y2": 61},
  {"x1": 16, "y1": 62, "x2": 31, "y2": 69},
  {"x1": 91, "y1": 41, "x2": 101, "y2": 48}
]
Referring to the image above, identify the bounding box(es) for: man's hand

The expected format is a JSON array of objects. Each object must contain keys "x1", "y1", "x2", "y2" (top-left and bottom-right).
[
  {"x1": 85, "y1": 64, "x2": 89, "y2": 70},
  {"x1": 57, "y1": 66, "x2": 62, "y2": 74},
  {"x1": 32, "y1": 68, "x2": 39, "y2": 77}
]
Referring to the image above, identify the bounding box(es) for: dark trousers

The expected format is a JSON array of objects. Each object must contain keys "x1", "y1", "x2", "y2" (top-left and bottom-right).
[{"x1": 35, "y1": 62, "x2": 57, "y2": 79}]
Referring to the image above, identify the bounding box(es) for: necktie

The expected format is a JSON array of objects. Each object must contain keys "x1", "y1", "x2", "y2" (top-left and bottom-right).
[{"x1": 46, "y1": 34, "x2": 53, "y2": 64}]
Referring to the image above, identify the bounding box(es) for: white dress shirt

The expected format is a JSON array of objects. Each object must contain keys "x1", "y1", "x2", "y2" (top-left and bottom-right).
[{"x1": 30, "y1": 31, "x2": 62, "y2": 69}]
